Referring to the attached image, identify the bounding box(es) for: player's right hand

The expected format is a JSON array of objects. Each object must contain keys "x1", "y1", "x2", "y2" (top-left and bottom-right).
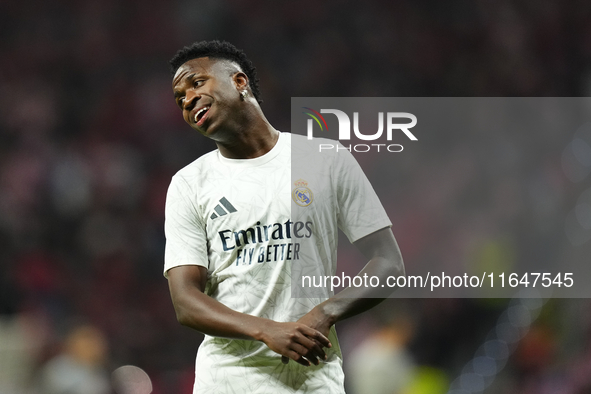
[{"x1": 260, "y1": 321, "x2": 331, "y2": 367}]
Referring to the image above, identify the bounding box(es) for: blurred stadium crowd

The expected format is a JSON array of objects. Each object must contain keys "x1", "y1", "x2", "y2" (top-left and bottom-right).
[{"x1": 1, "y1": 0, "x2": 591, "y2": 393}]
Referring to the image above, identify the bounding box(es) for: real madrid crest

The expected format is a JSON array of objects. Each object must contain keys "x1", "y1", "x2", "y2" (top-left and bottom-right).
[{"x1": 292, "y1": 179, "x2": 314, "y2": 207}]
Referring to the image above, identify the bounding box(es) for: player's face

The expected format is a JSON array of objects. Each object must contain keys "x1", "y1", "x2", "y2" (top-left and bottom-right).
[{"x1": 172, "y1": 57, "x2": 243, "y2": 138}]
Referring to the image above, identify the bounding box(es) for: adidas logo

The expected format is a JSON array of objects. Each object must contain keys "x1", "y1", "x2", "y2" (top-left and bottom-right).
[{"x1": 210, "y1": 197, "x2": 237, "y2": 220}]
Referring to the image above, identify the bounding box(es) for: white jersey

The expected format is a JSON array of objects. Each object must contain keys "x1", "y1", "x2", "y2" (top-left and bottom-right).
[{"x1": 164, "y1": 132, "x2": 391, "y2": 393}]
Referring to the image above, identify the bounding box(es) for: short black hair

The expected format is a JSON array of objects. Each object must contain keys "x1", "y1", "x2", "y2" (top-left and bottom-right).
[{"x1": 169, "y1": 40, "x2": 262, "y2": 104}]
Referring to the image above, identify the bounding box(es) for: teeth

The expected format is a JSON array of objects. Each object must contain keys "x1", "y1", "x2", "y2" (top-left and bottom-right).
[{"x1": 194, "y1": 107, "x2": 209, "y2": 123}]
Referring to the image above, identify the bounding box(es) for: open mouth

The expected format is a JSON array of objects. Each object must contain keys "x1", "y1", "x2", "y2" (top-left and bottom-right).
[{"x1": 194, "y1": 106, "x2": 210, "y2": 126}]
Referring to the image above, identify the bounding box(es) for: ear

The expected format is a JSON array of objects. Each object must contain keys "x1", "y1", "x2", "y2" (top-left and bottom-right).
[{"x1": 232, "y1": 72, "x2": 249, "y2": 92}]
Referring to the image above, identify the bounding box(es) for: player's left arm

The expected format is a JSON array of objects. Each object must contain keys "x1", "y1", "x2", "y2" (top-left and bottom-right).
[
  {"x1": 291, "y1": 143, "x2": 404, "y2": 342},
  {"x1": 295, "y1": 226, "x2": 405, "y2": 337}
]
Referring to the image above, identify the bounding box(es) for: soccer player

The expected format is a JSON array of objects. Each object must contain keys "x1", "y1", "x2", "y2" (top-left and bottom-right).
[{"x1": 165, "y1": 40, "x2": 405, "y2": 393}]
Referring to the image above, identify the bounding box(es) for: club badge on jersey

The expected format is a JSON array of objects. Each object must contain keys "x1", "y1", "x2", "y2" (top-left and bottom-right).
[{"x1": 292, "y1": 179, "x2": 314, "y2": 207}]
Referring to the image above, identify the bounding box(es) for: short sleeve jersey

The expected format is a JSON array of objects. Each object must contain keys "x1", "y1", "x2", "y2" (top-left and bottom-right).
[{"x1": 164, "y1": 132, "x2": 391, "y2": 393}]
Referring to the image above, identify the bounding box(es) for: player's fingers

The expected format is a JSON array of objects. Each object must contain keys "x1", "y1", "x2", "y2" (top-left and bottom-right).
[
  {"x1": 300, "y1": 326, "x2": 331, "y2": 349},
  {"x1": 291, "y1": 339, "x2": 320, "y2": 365},
  {"x1": 310, "y1": 338, "x2": 328, "y2": 361},
  {"x1": 295, "y1": 335, "x2": 326, "y2": 362},
  {"x1": 286, "y1": 350, "x2": 310, "y2": 367},
  {"x1": 281, "y1": 355, "x2": 289, "y2": 364},
  {"x1": 290, "y1": 342, "x2": 310, "y2": 359}
]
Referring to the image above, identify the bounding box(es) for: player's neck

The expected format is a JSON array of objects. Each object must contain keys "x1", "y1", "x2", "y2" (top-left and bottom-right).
[{"x1": 215, "y1": 116, "x2": 280, "y2": 159}]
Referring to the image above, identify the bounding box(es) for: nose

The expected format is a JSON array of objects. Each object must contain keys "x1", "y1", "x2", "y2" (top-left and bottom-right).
[{"x1": 183, "y1": 89, "x2": 200, "y2": 110}]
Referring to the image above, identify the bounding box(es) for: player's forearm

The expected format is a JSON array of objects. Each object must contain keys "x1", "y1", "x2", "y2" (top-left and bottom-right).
[
  {"x1": 171, "y1": 283, "x2": 271, "y2": 341},
  {"x1": 167, "y1": 265, "x2": 331, "y2": 366},
  {"x1": 171, "y1": 282, "x2": 332, "y2": 366},
  {"x1": 317, "y1": 252, "x2": 405, "y2": 325}
]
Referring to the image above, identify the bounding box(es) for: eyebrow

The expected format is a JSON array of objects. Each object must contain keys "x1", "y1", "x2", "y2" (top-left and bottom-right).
[{"x1": 173, "y1": 73, "x2": 198, "y2": 98}]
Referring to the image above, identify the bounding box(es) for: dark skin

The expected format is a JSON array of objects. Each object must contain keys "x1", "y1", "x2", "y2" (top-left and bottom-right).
[
  {"x1": 172, "y1": 57, "x2": 279, "y2": 159},
  {"x1": 168, "y1": 57, "x2": 406, "y2": 366}
]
